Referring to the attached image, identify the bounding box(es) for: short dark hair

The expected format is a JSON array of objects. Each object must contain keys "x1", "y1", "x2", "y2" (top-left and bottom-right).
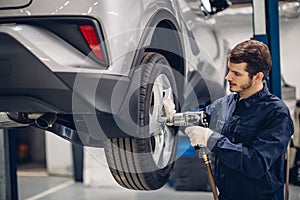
[{"x1": 228, "y1": 40, "x2": 272, "y2": 79}]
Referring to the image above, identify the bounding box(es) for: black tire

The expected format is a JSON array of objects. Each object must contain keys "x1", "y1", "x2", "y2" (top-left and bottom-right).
[{"x1": 104, "y1": 52, "x2": 179, "y2": 190}]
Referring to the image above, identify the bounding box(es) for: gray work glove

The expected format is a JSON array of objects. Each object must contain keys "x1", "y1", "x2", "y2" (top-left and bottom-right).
[
  {"x1": 162, "y1": 98, "x2": 176, "y2": 117},
  {"x1": 185, "y1": 126, "x2": 213, "y2": 147}
]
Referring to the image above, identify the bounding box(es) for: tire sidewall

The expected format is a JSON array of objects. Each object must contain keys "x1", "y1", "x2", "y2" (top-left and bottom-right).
[{"x1": 139, "y1": 53, "x2": 179, "y2": 176}]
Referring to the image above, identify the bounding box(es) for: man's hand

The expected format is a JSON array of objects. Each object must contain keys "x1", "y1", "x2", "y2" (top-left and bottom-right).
[
  {"x1": 163, "y1": 98, "x2": 176, "y2": 117},
  {"x1": 185, "y1": 126, "x2": 213, "y2": 147}
]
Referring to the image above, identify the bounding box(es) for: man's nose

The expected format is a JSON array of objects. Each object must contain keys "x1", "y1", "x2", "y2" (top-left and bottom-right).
[{"x1": 225, "y1": 72, "x2": 231, "y2": 81}]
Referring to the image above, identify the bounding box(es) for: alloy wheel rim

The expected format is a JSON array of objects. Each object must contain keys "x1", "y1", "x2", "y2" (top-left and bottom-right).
[{"x1": 149, "y1": 74, "x2": 175, "y2": 169}]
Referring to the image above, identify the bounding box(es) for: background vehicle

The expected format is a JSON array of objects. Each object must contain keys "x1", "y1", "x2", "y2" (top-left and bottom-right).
[{"x1": 0, "y1": 0, "x2": 230, "y2": 190}]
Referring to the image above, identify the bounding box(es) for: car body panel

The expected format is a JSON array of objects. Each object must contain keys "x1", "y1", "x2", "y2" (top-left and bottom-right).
[
  {"x1": 0, "y1": 0, "x2": 227, "y2": 76},
  {"x1": 0, "y1": 0, "x2": 230, "y2": 140}
]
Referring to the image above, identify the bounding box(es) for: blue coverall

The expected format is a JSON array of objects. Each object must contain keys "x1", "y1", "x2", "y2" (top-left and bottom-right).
[{"x1": 204, "y1": 86, "x2": 294, "y2": 200}]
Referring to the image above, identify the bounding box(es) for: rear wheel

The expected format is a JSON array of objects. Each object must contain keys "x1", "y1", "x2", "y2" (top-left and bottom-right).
[{"x1": 104, "y1": 52, "x2": 179, "y2": 190}]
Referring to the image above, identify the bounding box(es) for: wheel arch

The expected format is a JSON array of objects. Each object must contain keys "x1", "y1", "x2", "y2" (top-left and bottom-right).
[
  {"x1": 130, "y1": 9, "x2": 186, "y2": 105},
  {"x1": 131, "y1": 9, "x2": 184, "y2": 74},
  {"x1": 147, "y1": 16, "x2": 185, "y2": 110},
  {"x1": 147, "y1": 18, "x2": 185, "y2": 79}
]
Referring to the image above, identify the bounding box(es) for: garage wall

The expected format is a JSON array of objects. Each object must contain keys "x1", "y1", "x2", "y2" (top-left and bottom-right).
[
  {"x1": 215, "y1": 12, "x2": 300, "y2": 99},
  {"x1": 45, "y1": 132, "x2": 73, "y2": 176},
  {"x1": 280, "y1": 18, "x2": 300, "y2": 99}
]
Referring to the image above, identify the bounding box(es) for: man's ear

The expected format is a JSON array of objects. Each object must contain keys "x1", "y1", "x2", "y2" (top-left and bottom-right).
[{"x1": 254, "y1": 72, "x2": 264, "y2": 82}]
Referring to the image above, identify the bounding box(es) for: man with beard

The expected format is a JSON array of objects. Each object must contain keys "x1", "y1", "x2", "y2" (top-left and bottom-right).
[{"x1": 164, "y1": 40, "x2": 294, "y2": 200}]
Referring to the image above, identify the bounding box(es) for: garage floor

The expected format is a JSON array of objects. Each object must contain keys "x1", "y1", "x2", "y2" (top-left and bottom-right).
[{"x1": 18, "y1": 172, "x2": 300, "y2": 200}]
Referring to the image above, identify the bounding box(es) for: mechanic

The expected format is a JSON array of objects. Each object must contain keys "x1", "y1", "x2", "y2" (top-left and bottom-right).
[{"x1": 164, "y1": 40, "x2": 294, "y2": 200}]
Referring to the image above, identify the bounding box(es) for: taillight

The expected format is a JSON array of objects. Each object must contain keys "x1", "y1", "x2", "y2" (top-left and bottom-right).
[{"x1": 79, "y1": 25, "x2": 104, "y2": 62}]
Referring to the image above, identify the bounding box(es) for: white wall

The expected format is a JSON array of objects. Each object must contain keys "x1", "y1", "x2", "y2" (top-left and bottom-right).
[
  {"x1": 83, "y1": 147, "x2": 117, "y2": 187},
  {"x1": 45, "y1": 132, "x2": 73, "y2": 176},
  {"x1": 215, "y1": 12, "x2": 300, "y2": 99},
  {"x1": 280, "y1": 18, "x2": 300, "y2": 99}
]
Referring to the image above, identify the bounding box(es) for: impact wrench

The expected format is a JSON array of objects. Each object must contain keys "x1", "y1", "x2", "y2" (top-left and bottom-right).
[{"x1": 159, "y1": 111, "x2": 219, "y2": 200}]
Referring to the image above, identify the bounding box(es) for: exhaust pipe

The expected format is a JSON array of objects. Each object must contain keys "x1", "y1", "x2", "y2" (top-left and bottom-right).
[
  {"x1": 35, "y1": 113, "x2": 57, "y2": 129},
  {"x1": 0, "y1": 112, "x2": 30, "y2": 128},
  {"x1": 0, "y1": 112, "x2": 57, "y2": 129}
]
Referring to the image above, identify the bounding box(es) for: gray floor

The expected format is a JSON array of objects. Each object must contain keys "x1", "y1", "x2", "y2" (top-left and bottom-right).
[{"x1": 18, "y1": 173, "x2": 300, "y2": 200}]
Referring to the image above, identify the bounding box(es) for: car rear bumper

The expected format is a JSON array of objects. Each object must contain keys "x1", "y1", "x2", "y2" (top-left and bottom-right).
[{"x1": 0, "y1": 24, "x2": 130, "y2": 114}]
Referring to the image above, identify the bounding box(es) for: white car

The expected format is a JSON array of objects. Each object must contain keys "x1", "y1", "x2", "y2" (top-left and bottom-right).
[{"x1": 0, "y1": 0, "x2": 230, "y2": 190}]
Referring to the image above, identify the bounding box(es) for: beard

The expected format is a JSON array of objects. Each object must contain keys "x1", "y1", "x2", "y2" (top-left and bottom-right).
[
  {"x1": 240, "y1": 79, "x2": 253, "y2": 90},
  {"x1": 229, "y1": 79, "x2": 253, "y2": 92}
]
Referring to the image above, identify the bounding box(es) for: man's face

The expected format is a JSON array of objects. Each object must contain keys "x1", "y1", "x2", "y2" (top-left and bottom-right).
[{"x1": 225, "y1": 62, "x2": 253, "y2": 93}]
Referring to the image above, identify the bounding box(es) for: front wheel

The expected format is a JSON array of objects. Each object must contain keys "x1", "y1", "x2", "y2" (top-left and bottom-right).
[{"x1": 104, "y1": 52, "x2": 179, "y2": 190}]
